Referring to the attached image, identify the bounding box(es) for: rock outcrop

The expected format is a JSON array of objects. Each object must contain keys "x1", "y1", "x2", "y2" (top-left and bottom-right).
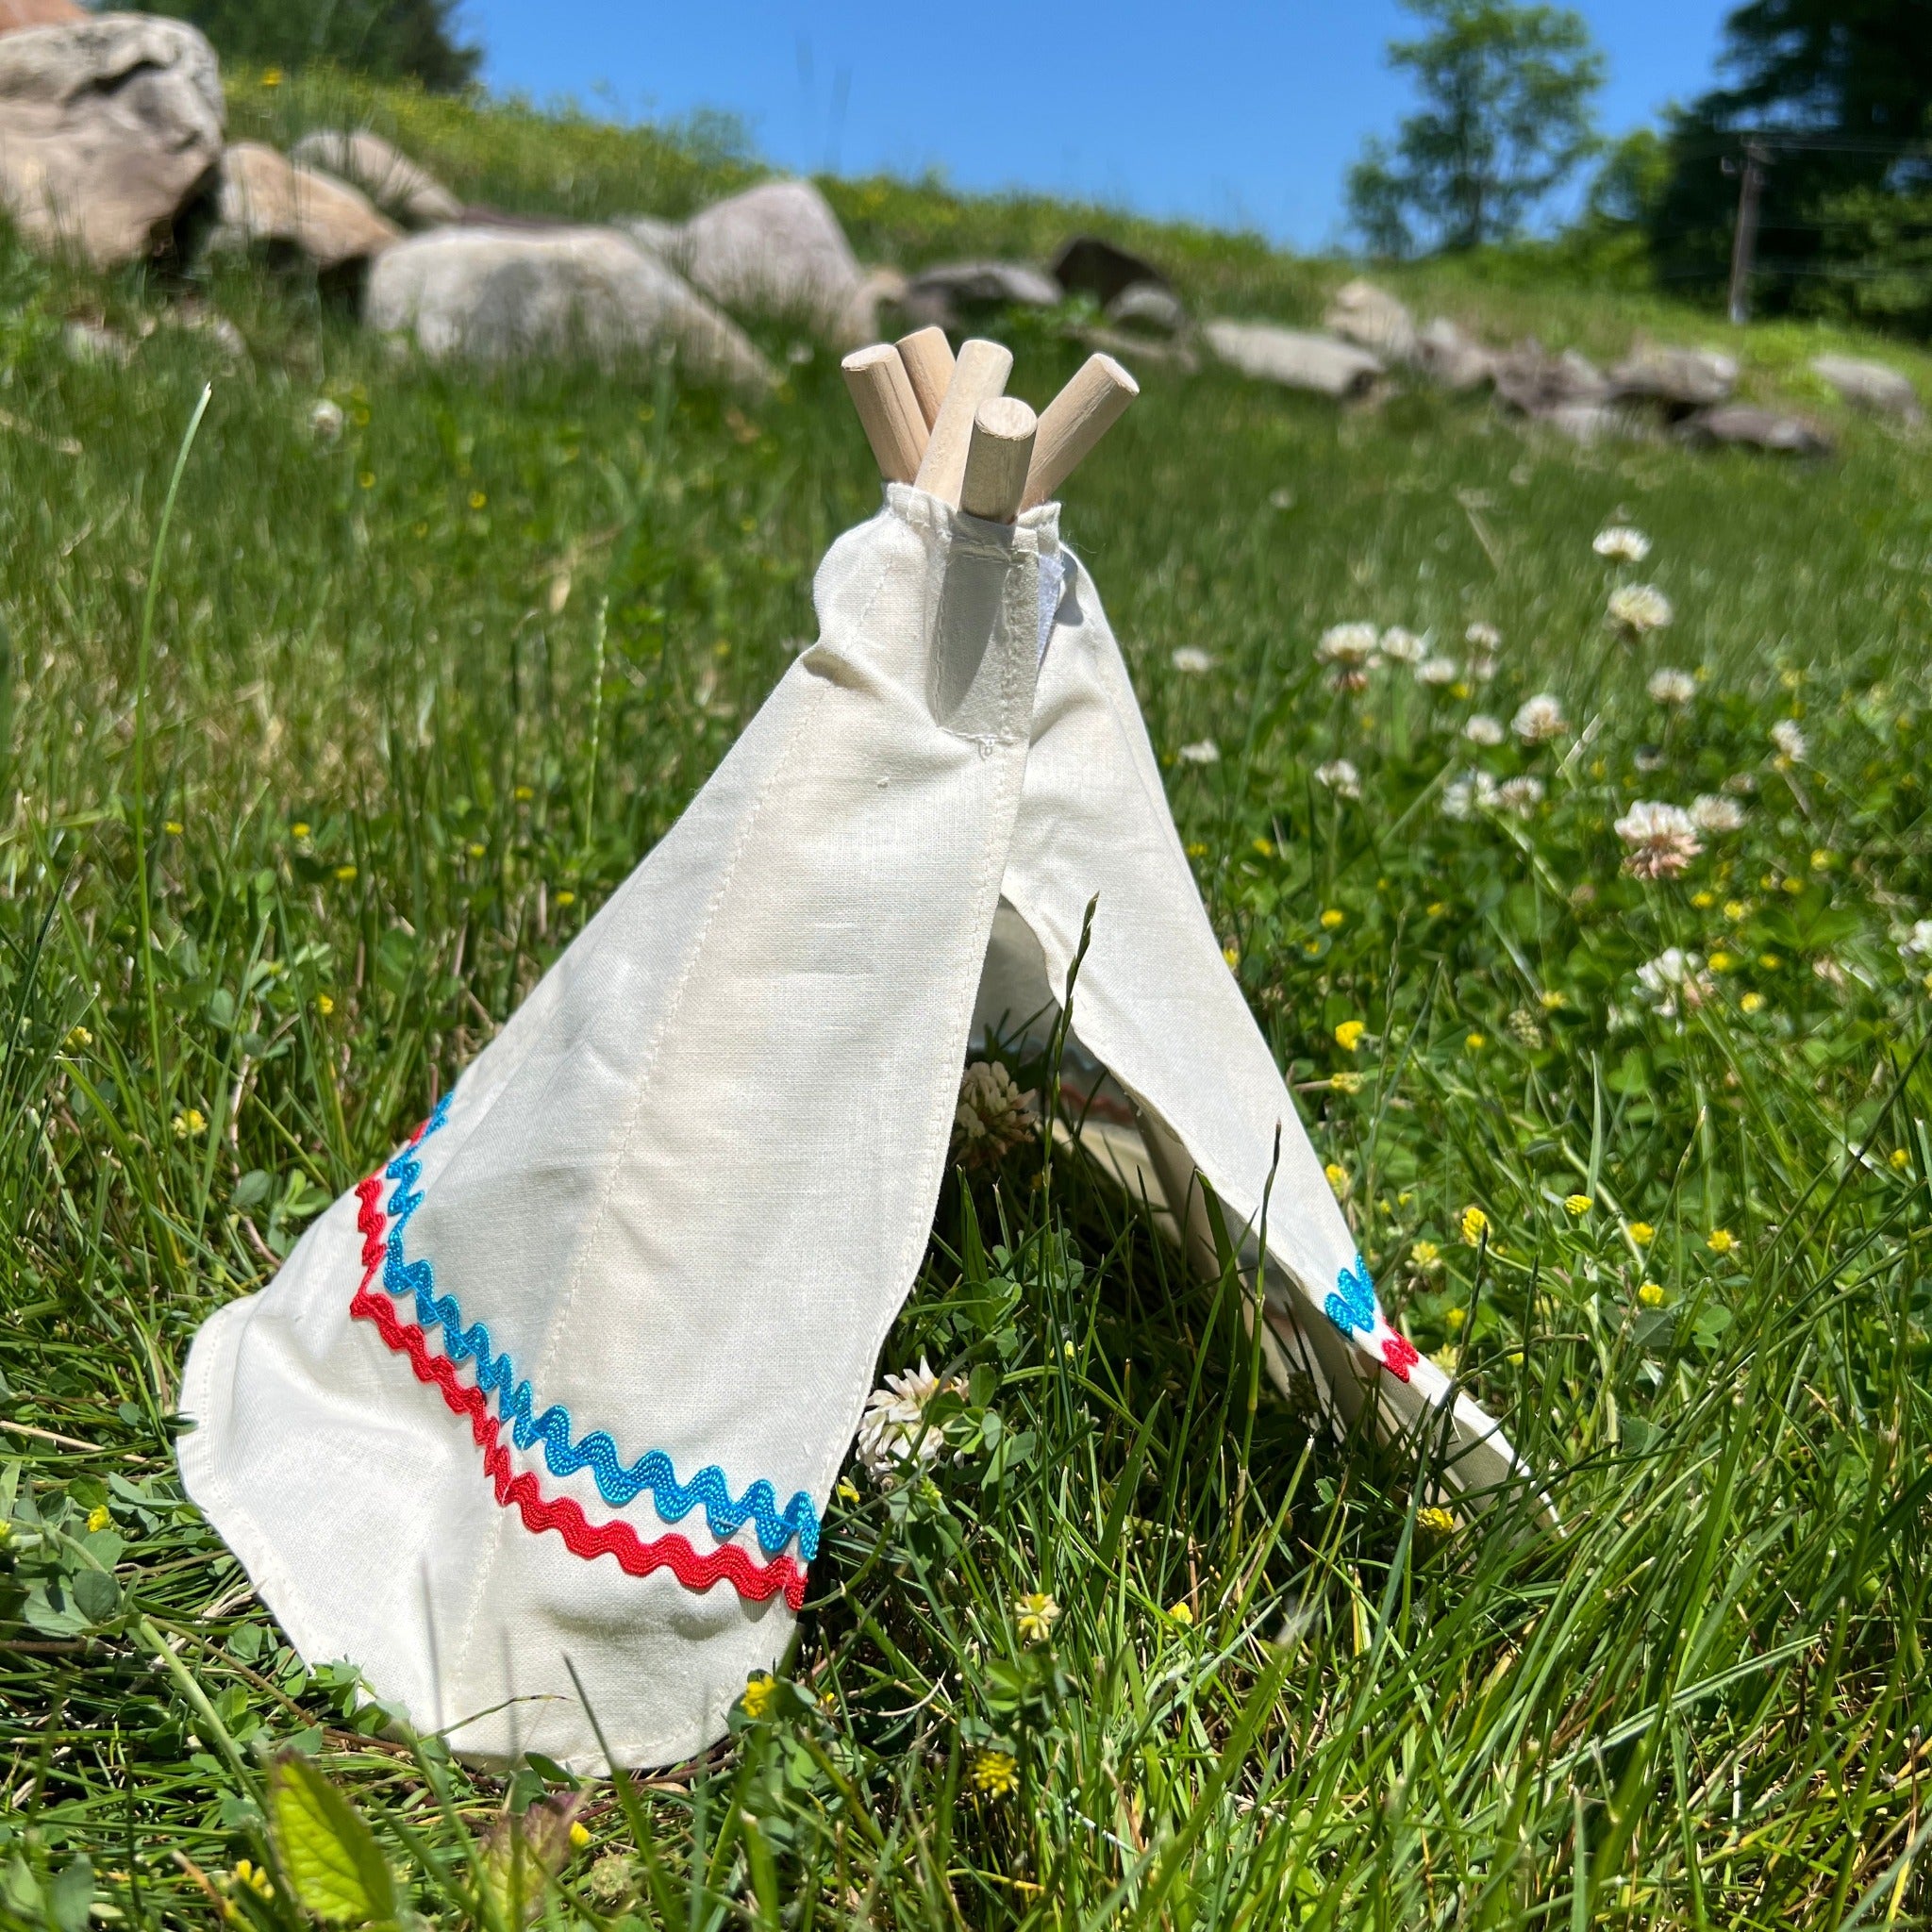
[
  {"x1": 1810, "y1": 353, "x2": 1923, "y2": 425},
  {"x1": 1203, "y1": 320, "x2": 1383, "y2": 398},
  {"x1": 1610, "y1": 344, "x2": 1738, "y2": 411},
  {"x1": 1324, "y1": 278, "x2": 1416, "y2": 363},
  {"x1": 288, "y1": 127, "x2": 461, "y2": 229},
  {"x1": 675, "y1": 179, "x2": 874, "y2": 345},
  {"x1": 207, "y1": 142, "x2": 400, "y2": 275}
]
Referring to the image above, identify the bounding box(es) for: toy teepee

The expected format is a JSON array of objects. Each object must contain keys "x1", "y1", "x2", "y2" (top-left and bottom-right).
[{"x1": 179, "y1": 327, "x2": 1532, "y2": 1774}]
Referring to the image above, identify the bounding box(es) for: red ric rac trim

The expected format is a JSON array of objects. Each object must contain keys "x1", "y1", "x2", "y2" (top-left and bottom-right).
[
  {"x1": 1380, "y1": 1332, "x2": 1419, "y2": 1382},
  {"x1": 350, "y1": 1174, "x2": 808, "y2": 1611}
]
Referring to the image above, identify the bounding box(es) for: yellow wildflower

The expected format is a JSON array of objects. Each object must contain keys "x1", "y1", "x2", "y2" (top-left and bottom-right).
[
  {"x1": 514, "y1": 785, "x2": 534, "y2": 802},
  {"x1": 568, "y1": 1821, "x2": 591, "y2": 1851},
  {"x1": 1186, "y1": 841, "x2": 1208, "y2": 858},
  {"x1": 333, "y1": 863, "x2": 358, "y2": 882},
  {"x1": 470, "y1": 491, "x2": 488, "y2": 510},
  {"x1": 86, "y1": 1505, "x2": 109, "y2": 1533},
  {"x1": 1223, "y1": 944, "x2": 1241, "y2": 970},
  {"x1": 1707, "y1": 1228, "x2": 1737, "y2": 1256},
  {"x1": 316, "y1": 993, "x2": 334, "y2": 1016},
  {"x1": 172, "y1": 1108, "x2": 207, "y2": 1140},
  {"x1": 1460, "y1": 1205, "x2": 1490, "y2": 1246},
  {"x1": 1014, "y1": 1591, "x2": 1060, "y2": 1643},
  {"x1": 232, "y1": 1859, "x2": 273, "y2": 1899},
  {"x1": 1890, "y1": 1148, "x2": 1912, "y2": 1172},
  {"x1": 163, "y1": 820, "x2": 184, "y2": 836},
  {"x1": 291, "y1": 821, "x2": 310, "y2": 839},
  {"x1": 467, "y1": 841, "x2": 486, "y2": 858},
  {"x1": 970, "y1": 1748, "x2": 1019, "y2": 1798},
  {"x1": 1329, "y1": 1070, "x2": 1362, "y2": 1094},
  {"x1": 1724, "y1": 900, "x2": 1747, "y2": 922},
  {"x1": 1638, "y1": 1281, "x2": 1665, "y2": 1307},
  {"x1": 1324, "y1": 1163, "x2": 1351, "y2": 1200},
  {"x1": 1708, "y1": 951, "x2": 1734, "y2": 973},
  {"x1": 1740, "y1": 991, "x2": 1764, "y2": 1013},
  {"x1": 1253, "y1": 837, "x2": 1274, "y2": 858},
  {"x1": 1425, "y1": 901, "x2": 1448, "y2": 917},
  {"x1": 1443, "y1": 1305, "x2": 1465, "y2": 1331},
  {"x1": 1320, "y1": 908, "x2": 1344, "y2": 930},
  {"x1": 1563, "y1": 1193, "x2": 1591, "y2": 1218},
  {"x1": 1466, "y1": 1031, "x2": 1486, "y2": 1052},
  {"x1": 358, "y1": 472, "x2": 375, "y2": 491},
  {"x1": 1758, "y1": 954, "x2": 1780, "y2": 970},
  {"x1": 1334, "y1": 1019, "x2": 1366, "y2": 1052},
  {"x1": 555, "y1": 890, "x2": 576, "y2": 907},
  {"x1": 1690, "y1": 891, "x2": 1715, "y2": 909},
  {"x1": 1415, "y1": 1506, "x2": 1457, "y2": 1536},
  {"x1": 1167, "y1": 1601, "x2": 1194, "y2": 1625},
  {"x1": 1540, "y1": 991, "x2": 1567, "y2": 1011},
  {"x1": 741, "y1": 1674, "x2": 777, "y2": 1720},
  {"x1": 836, "y1": 1477, "x2": 859, "y2": 1503},
  {"x1": 64, "y1": 1025, "x2": 92, "y2": 1050},
  {"x1": 1409, "y1": 1240, "x2": 1441, "y2": 1269},
  {"x1": 1628, "y1": 1222, "x2": 1654, "y2": 1246}
]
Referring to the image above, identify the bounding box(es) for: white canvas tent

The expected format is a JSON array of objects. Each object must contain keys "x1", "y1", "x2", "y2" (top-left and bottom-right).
[{"x1": 178, "y1": 332, "x2": 1532, "y2": 1774}]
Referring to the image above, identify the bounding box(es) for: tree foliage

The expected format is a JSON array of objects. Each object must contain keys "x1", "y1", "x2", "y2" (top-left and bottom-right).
[
  {"x1": 1346, "y1": 0, "x2": 1604, "y2": 257},
  {"x1": 1649, "y1": 0, "x2": 1932, "y2": 321},
  {"x1": 143, "y1": 0, "x2": 482, "y2": 92}
]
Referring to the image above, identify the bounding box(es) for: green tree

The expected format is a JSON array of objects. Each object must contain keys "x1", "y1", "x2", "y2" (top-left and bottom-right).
[
  {"x1": 1650, "y1": 0, "x2": 1932, "y2": 319},
  {"x1": 1345, "y1": 0, "x2": 1605, "y2": 257},
  {"x1": 143, "y1": 0, "x2": 482, "y2": 92}
]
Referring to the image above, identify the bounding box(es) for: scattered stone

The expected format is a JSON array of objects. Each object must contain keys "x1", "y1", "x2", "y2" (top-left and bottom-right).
[
  {"x1": 1414, "y1": 316, "x2": 1494, "y2": 391},
  {"x1": 1679, "y1": 404, "x2": 1832, "y2": 457},
  {"x1": 62, "y1": 312, "x2": 131, "y2": 364},
  {"x1": 1051, "y1": 235, "x2": 1168, "y2": 308},
  {"x1": 621, "y1": 213, "x2": 682, "y2": 260},
  {"x1": 207, "y1": 142, "x2": 400, "y2": 275},
  {"x1": 158, "y1": 301, "x2": 245, "y2": 359},
  {"x1": 1202, "y1": 320, "x2": 1383, "y2": 399},
  {"x1": 1810, "y1": 353, "x2": 1923, "y2": 425},
  {"x1": 1537, "y1": 401, "x2": 1635, "y2": 446},
  {"x1": 1105, "y1": 280, "x2": 1189, "y2": 336},
  {"x1": 1079, "y1": 324, "x2": 1197, "y2": 373},
  {"x1": 365, "y1": 225, "x2": 774, "y2": 390},
  {"x1": 900, "y1": 258, "x2": 1061, "y2": 331},
  {"x1": 0, "y1": 14, "x2": 224, "y2": 267},
  {"x1": 1491, "y1": 341, "x2": 1609, "y2": 416},
  {"x1": 1324, "y1": 278, "x2": 1416, "y2": 362},
  {"x1": 1610, "y1": 343, "x2": 1737, "y2": 411},
  {"x1": 0, "y1": 0, "x2": 83, "y2": 31},
  {"x1": 676, "y1": 179, "x2": 874, "y2": 346},
  {"x1": 288, "y1": 127, "x2": 461, "y2": 229}
]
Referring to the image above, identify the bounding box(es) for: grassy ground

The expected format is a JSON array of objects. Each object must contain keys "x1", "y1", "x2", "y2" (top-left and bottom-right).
[{"x1": 3, "y1": 74, "x2": 1932, "y2": 1931}]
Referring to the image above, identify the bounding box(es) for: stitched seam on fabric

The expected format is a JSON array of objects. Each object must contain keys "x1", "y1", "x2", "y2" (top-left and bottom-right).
[
  {"x1": 351, "y1": 1169, "x2": 808, "y2": 1609},
  {"x1": 447, "y1": 668, "x2": 835, "y2": 1689},
  {"x1": 380, "y1": 1103, "x2": 819, "y2": 1557}
]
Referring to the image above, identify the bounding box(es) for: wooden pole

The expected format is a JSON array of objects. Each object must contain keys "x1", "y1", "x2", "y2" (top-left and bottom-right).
[
  {"x1": 913, "y1": 337, "x2": 1013, "y2": 506},
  {"x1": 1022, "y1": 353, "x2": 1139, "y2": 510},
  {"x1": 1726, "y1": 142, "x2": 1767, "y2": 328},
  {"x1": 841, "y1": 343, "x2": 927, "y2": 483},
  {"x1": 958, "y1": 396, "x2": 1038, "y2": 524},
  {"x1": 895, "y1": 326, "x2": 954, "y2": 429}
]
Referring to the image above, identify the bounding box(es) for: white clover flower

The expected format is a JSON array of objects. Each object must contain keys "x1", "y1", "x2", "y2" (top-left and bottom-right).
[
  {"x1": 1593, "y1": 525, "x2": 1651, "y2": 563},
  {"x1": 308, "y1": 398, "x2": 344, "y2": 443},
  {"x1": 1314, "y1": 758, "x2": 1361, "y2": 799},
  {"x1": 1636, "y1": 947, "x2": 1712, "y2": 1019},
  {"x1": 1512, "y1": 693, "x2": 1569, "y2": 744},
  {"x1": 1647, "y1": 667, "x2": 1696, "y2": 706},
  {"x1": 1171, "y1": 646, "x2": 1216, "y2": 675},
  {"x1": 1465, "y1": 621, "x2": 1502, "y2": 649},
  {"x1": 1417, "y1": 656, "x2": 1459, "y2": 688},
  {"x1": 1463, "y1": 713, "x2": 1506, "y2": 747},
  {"x1": 1497, "y1": 775, "x2": 1544, "y2": 817},
  {"x1": 1901, "y1": 919, "x2": 1932, "y2": 963},
  {"x1": 951, "y1": 1060, "x2": 1040, "y2": 1169},
  {"x1": 856, "y1": 1358, "x2": 965, "y2": 1481},
  {"x1": 1376, "y1": 625, "x2": 1425, "y2": 664},
  {"x1": 1608, "y1": 584, "x2": 1674, "y2": 634},
  {"x1": 1770, "y1": 719, "x2": 1807, "y2": 761},
  {"x1": 1615, "y1": 800, "x2": 1703, "y2": 879},
  {"x1": 1690, "y1": 793, "x2": 1745, "y2": 834},
  {"x1": 1441, "y1": 772, "x2": 1499, "y2": 821},
  {"x1": 1177, "y1": 740, "x2": 1221, "y2": 765},
  {"x1": 1316, "y1": 623, "x2": 1379, "y2": 668}
]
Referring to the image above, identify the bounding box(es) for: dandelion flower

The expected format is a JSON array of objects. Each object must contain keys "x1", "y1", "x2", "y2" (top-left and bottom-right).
[
  {"x1": 1377, "y1": 625, "x2": 1425, "y2": 664},
  {"x1": 1647, "y1": 667, "x2": 1696, "y2": 705},
  {"x1": 1496, "y1": 775, "x2": 1543, "y2": 817},
  {"x1": 1707, "y1": 1228, "x2": 1737, "y2": 1256},
  {"x1": 1460, "y1": 1205, "x2": 1490, "y2": 1245},
  {"x1": 1615, "y1": 800, "x2": 1703, "y2": 879},
  {"x1": 1593, "y1": 525, "x2": 1651, "y2": 562},
  {"x1": 1417, "y1": 656, "x2": 1459, "y2": 688},
  {"x1": 1177, "y1": 740, "x2": 1221, "y2": 765},
  {"x1": 952, "y1": 1061, "x2": 1040, "y2": 1169},
  {"x1": 1690, "y1": 793, "x2": 1745, "y2": 834},
  {"x1": 1770, "y1": 719, "x2": 1807, "y2": 762},
  {"x1": 741, "y1": 1674, "x2": 776, "y2": 1719},
  {"x1": 1464, "y1": 713, "x2": 1505, "y2": 746},
  {"x1": 1314, "y1": 758, "x2": 1361, "y2": 799},
  {"x1": 970, "y1": 1748, "x2": 1020, "y2": 1798},
  {"x1": 1171, "y1": 646, "x2": 1216, "y2": 674},
  {"x1": 1638, "y1": 1281, "x2": 1665, "y2": 1307},
  {"x1": 1607, "y1": 584, "x2": 1674, "y2": 634},
  {"x1": 1512, "y1": 693, "x2": 1568, "y2": 744},
  {"x1": 856, "y1": 1357, "x2": 963, "y2": 1480},
  {"x1": 1334, "y1": 1020, "x2": 1366, "y2": 1052},
  {"x1": 1563, "y1": 1193, "x2": 1591, "y2": 1218},
  {"x1": 1014, "y1": 1591, "x2": 1060, "y2": 1643}
]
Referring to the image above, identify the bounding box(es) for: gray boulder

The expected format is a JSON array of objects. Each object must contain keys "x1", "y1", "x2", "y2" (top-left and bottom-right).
[
  {"x1": 288, "y1": 128, "x2": 461, "y2": 229},
  {"x1": 207, "y1": 142, "x2": 399, "y2": 275},
  {"x1": 365, "y1": 225, "x2": 774, "y2": 390},
  {"x1": 0, "y1": 13, "x2": 223, "y2": 267},
  {"x1": 1052, "y1": 235, "x2": 1168, "y2": 308},
  {"x1": 676, "y1": 179, "x2": 874, "y2": 345},
  {"x1": 1414, "y1": 316, "x2": 1494, "y2": 391},
  {"x1": 901, "y1": 258, "x2": 1061, "y2": 331},
  {"x1": 1492, "y1": 341, "x2": 1609, "y2": 416},
  {"x1": 1105, "y1": 279, "x2": 1189, "y2": 336},
  {"x1": 1203, "y1": 320, "x2": 1383, "y2": 399},
  {"x1": 1324, "y1": 278, "x2": 1416, "y2": 362},
  {"x1": 1679, "y1": 404, "x2": 1832, "y2": 457},
  {"x1": 1610, "y1": 343, "x2": 1737, "y2": 410},
  {"x1": 1810, "y1": 353, "x2": 1923, "y2": 425}
]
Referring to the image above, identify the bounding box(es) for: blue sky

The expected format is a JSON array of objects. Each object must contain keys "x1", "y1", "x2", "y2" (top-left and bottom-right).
[{"x1": 464, "y1": 1, "x2": 1735, "y2": 249}]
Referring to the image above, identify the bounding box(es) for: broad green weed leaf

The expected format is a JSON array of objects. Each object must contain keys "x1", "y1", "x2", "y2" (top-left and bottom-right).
[{"x1": 268, "y1": 1752, "x2": 396, "y2": 1925}]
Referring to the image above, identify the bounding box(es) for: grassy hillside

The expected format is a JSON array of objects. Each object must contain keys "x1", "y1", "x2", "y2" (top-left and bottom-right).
[{"x1": 2, "y1": 73, "x2": 1932, "y2": 1929}]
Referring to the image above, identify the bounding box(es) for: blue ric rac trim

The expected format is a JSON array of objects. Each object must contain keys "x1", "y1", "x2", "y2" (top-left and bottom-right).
[
  {"x1": 1324, "y1": 1253, "x2": 1380, "y2": 1339},
  {"x1": 382, "y1": 1094, "x2": 820, "y2": 1560}
]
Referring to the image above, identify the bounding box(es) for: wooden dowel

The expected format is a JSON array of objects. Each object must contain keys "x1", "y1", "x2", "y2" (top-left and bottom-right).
[
  {"x1": 1021, "y1": 352, "x2": 1139, "y2": 508},
  {"x1": 895, "y1": 325, "x2": 955, "y2": 429},
  {"x1": 841, "y1": 343, "x2": 927, "y2": 483},
  {"x1": 959, "y1": 397, "x2": 1038, "y2": 524},
  {"x1": 914, "y1": 336, "x2": 1013, "y2": 507}
]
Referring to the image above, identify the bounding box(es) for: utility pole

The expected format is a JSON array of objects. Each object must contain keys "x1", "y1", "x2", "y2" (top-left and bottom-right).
[{"x1": 1726, "y1": 141, "x2": 1768, "y2": 326}]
